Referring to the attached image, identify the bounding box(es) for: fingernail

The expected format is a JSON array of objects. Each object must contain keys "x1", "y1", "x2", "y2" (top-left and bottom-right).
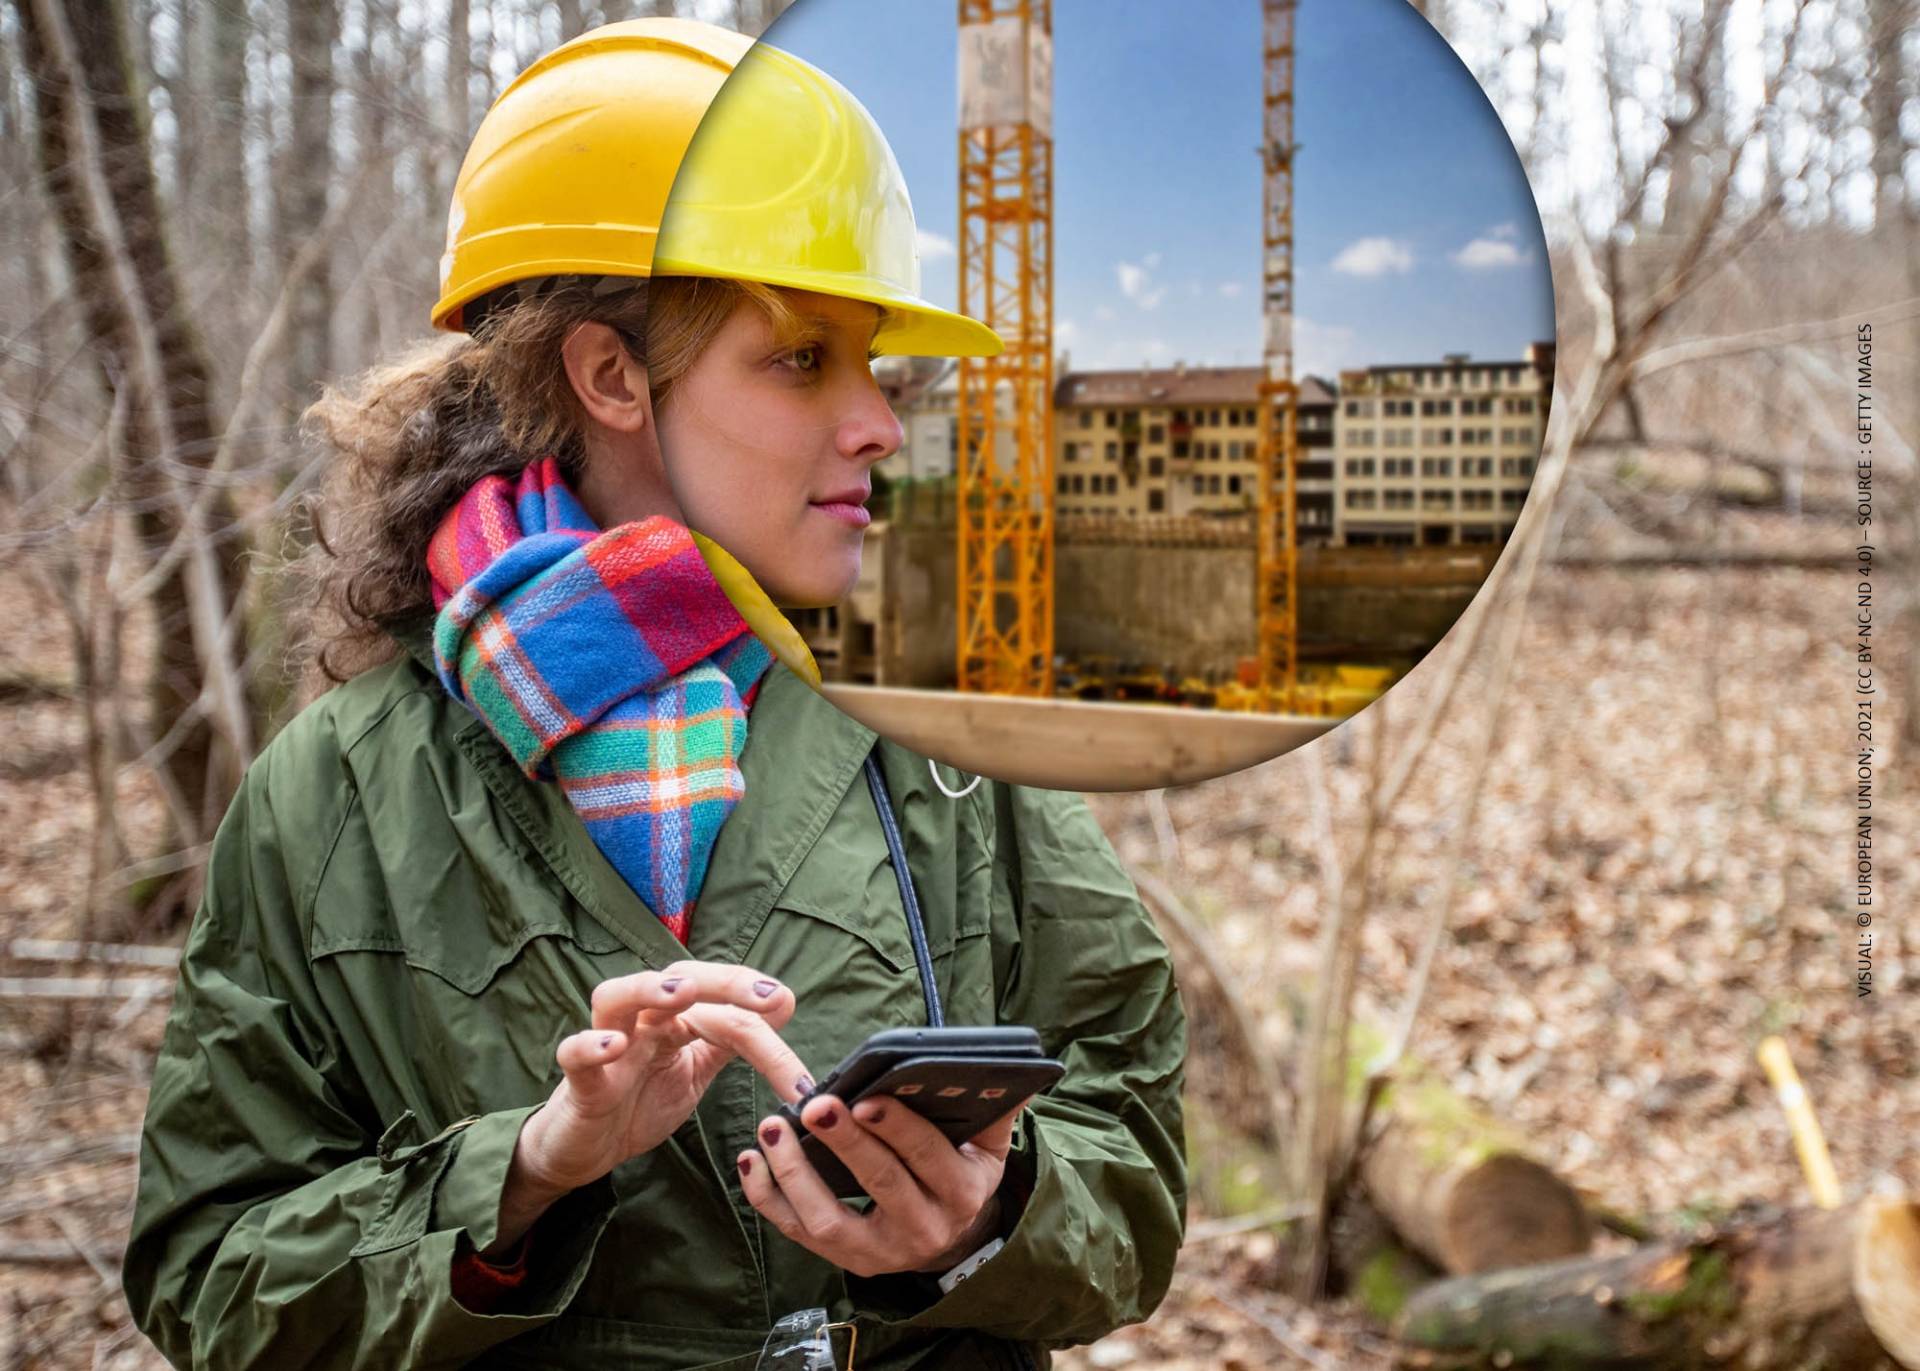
[
  {"x1": 738, "y1": 1155, "x2": 753, "y2": 1177},
  {"x1": 816, "y1": 1106, "x2": 838, "y2": 1130},
  {"x1": 753, "y1": 979, "x2": 778, "y2": 997},
  {"x1": 860, "y1": 1102, "x2": 887, "y2": 1125},
  {"x1": 599, "y1": 1034, "x2": 614, "y2": 1049},
  {"x1": 761, "y1": 1123, "x2": 783, "y2": 1146},
  {"x1": 795, "y1": 1075, "x2": 815, "y2": 1097},
  {"x1": 662, "y1": 977, "x2": 683, "y2": 992}
]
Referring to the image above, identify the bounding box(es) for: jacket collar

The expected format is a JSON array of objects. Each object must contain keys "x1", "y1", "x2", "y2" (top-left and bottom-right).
[{"x1": 387, "y1": 610, "x2": 878, "y2": 969}]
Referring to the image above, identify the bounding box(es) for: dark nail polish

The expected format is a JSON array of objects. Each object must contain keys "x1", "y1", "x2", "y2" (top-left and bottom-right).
[
  {"x1": 795, "y1": 1075, "x2": 815, "y2": 1097},
  {"x1": 816, "y1": 1106, "x2": 838, "y2": 1130},
  {"x1": 753, "y1": 979, "x2": 778, "y2": 997},
  {"x1": 599, "y1": 1034, "x2": 613, "y2": 1049},
  {"x1": 864, "y1": 1103, "x2": 887, "y2": 1125},
  {"x1": 662, "y1": 977, "x2": 683, "y2": 992},
  {"x1": 761, "y1": 1123, "x2": 783, "y2": 1146},
  {"x1": 738, "y1": 1156, "x2": 752, "y2": 1177}
]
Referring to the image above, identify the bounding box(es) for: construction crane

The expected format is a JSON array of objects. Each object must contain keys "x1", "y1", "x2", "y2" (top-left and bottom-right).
[
  {"x1": 1255, "y1": 0, "x2": 1302, "y2": 711},
  {"x1": 955, "y1": 0, "x2": 1054, "y2": 697}
]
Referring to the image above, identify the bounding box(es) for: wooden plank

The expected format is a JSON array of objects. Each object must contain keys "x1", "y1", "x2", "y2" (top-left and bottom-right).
[{"x1": 818, "y1": 685, "x2": 1334, "y2": 791}]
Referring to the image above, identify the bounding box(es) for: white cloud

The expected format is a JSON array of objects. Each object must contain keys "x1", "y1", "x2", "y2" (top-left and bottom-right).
[
  {"x1": 1451, "y1": 235, "x2": 1529, "y2": 269},
  {"x1": 1331, "y1": 236, "x2": 1415, "y2": 277},
  {"x1": 1488, "y1": 221, "x2": 1521, "y2": 239},
  {"x1": 1115, "y1": 252, "x2": 1167, "y2": 309},
  {"x1": 1292, "y1": 316, "x2": 1362, "y2": 381},
  {"x1": 915, "y1": 229, "x2": 957, "y2": 261},
  {"x1": 1218, "y1": 281, "x2": 1244, "y2": 298},
  {"x1": 1056, "y1": 318, "x2": 1079, "y2": 345}
]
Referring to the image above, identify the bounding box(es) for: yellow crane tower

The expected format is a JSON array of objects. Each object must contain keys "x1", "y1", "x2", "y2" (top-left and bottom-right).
[
  {"x1": 955, "y1": 0, "x2": 1055, "y2": 697},
  {"x1": 1256, "y1": 0, "x2": 1302, "y2": 711}
]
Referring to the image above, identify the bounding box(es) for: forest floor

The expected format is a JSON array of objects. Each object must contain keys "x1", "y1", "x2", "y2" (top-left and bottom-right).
[{"x1": 0, "y1": 513, "x2": 1913, "y2": 1369}]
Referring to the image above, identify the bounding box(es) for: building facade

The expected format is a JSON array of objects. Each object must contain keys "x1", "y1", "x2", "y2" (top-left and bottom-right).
[
  {"x1": 1332, "y1": 341, "x2": 1554, "y2": 547},
  {"x1": 1050, "y1": 364, "x2": 1337, "y2": 539},
  {"x1": 875, "y1": 342, "x2": 1554, "y2": 548}
]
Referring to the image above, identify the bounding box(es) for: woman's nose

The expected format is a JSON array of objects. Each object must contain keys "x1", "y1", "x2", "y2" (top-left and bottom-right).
[{"x1": 837, "y1": 375, "x2": 904, "y2": 466}]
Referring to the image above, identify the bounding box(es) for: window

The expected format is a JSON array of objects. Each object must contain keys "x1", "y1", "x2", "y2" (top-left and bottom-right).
[
  {"x1": 1106, "y1": 474, "x2": 1118, "y2": 493},
  {"x1": 1244, "y1": 409, "x2": 1258, "y2": 425},
  {"x1": 1148, "y1": 489, "x2": 1165, "y2": 512},
  {"x1": 1210, "y1": 409, "x2": 1222, "y2": 426},
  {"x1": 1211, "y1": 442, "x2": 1223, "y2": 461},
  {"x1": 1055, "y1": 476, "x2": 1069, "y2": 493},
  {"x1": 1422, "y1": 489, "x2": 1454, "y2": 508},
  {"x1": 1105, "y1": 442, "x2": 1118, "y2": 461},
  {"x1": 1174, "y1": 410, "x2": 1188, "y2": 425},
  {"x1": 1104, "y1": 409, "x2": 1118, "y2": 426},
  {"x1": 1344, "y1": 489, "x2": 1376, "y2": 508},
  {"x1": 1228, "y1": 475, "x2": 1241, "y2": 495},
  {"x1": 1063, "y1": 443, "x2": 1077, "y2": 462},
  {"x1": 1227, "y1": 409, "x2": 1242, "y2": 427},
  {"x1": 1148, "y1": 425, "x2": 1165, "y2": 443},
  {"x1": 1173, "y1": 441, "x2": 1189, "y2": 458},
  {"x1": 1072, "y1": 474, "x2": 1085, "y2": 493},
  {"x1": 1148, "y1": 456, "x2": 1165, "y2": 477},
  {"x1": 1344, "y1": 458, "x2": 1376, "y2": 478},
  {"x1": 1079, "y1": 411, "x2": 1092, "y2": 428}
]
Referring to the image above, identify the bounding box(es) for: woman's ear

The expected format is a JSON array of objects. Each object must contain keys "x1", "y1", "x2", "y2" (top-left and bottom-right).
[{"x1": 561, "y1": 322, "x2": 652, "y2": 435}]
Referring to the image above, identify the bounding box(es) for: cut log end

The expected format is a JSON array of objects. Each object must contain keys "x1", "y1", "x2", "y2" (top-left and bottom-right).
[
  {"x1": 1445, "y1": 1154, "x2": 1596, "y2": 1274},
  {"x1": 1857, "y1": 1197, "x2": 1920, "y2": 1370}
]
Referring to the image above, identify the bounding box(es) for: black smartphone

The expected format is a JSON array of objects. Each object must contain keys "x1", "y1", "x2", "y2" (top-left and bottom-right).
[{"x1": 771, "y1": 1026, "x2": 1064, "y2": 1199}]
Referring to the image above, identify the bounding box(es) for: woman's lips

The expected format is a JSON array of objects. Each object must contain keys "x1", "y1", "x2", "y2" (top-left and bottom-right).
[{"x1": 810, "y1": 500, "x2": 872, "y2": 528}]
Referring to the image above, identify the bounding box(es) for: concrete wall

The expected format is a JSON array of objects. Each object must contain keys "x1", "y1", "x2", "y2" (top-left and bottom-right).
[
  {"x1": 839, "y1": 523, "x2": 1491, "y2": 687},
  {"x1": 1055, "y1": 542, "x2": 1491, "y2": 677}
]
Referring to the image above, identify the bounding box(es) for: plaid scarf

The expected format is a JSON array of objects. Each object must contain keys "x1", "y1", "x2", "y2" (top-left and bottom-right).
[{"x1": 426, "y1": 457, "x2": 774, "y2": 944}]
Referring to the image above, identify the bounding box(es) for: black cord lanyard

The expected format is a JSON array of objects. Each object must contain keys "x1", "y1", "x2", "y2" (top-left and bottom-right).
[{"x1": 862, "y1": 746, "x2": 943, "y2": 1028}]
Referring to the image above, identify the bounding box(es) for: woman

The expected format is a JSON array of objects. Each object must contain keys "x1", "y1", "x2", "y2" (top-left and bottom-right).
[{"x1": 122, "y1": 19, "x2": 1187, "y2": 1371}]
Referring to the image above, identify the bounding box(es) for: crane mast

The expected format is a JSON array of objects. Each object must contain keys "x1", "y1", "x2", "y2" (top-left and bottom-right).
[
  {"x1": 1256, "y1": 0, "x2": 1301, "y2": 710},
  {"x1": 956, "y1": 0, "x2": 1055, "y2": 697}
]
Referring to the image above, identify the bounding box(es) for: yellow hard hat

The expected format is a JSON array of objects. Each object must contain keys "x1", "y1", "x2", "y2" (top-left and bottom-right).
[
  {"x1": 433, "y1": 17, "x2": 748, "y2": 331},
  {"x1": 655, "y1": 39, "x2": 1002, "y2": 359},
  {"x1": 434, "y1": 18, "x2": 1000, "y2": 363}
]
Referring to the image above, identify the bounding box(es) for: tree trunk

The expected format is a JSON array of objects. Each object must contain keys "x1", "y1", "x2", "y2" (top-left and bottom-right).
[
  {"x1": 284, "y1": 0, "x2": 334, "y2": 419},
  {"x1": 204, "y1": 0, "x2": 250, "y2": 334},
  {"x1": 17, "y1": 0, "x2": 253, "y2": 918},
  {"x1": 1392, "y1": 1196, "x2": 1920, "y2": 1371},
  {"x1": 1864, "y1": 0, "x2": 1911, "y2": 224}
]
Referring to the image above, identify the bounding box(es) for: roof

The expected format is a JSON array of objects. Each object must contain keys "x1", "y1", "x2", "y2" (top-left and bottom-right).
[{"x1": 1054, "y1": 366, "x2": 1337, "y2": 408}]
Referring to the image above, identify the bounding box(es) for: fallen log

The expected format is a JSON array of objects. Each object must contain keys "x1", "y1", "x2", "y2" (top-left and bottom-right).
[
  {"x1": 1391, "y1": 1194, "x2": 1920, "y2": 1370},
  {"x1": 1132, "y1": 868, "x2": 1595, "y2": 1279},
  {"x1": 1350, "y1": 1019, "x2": 1594, "y2": 1276}
]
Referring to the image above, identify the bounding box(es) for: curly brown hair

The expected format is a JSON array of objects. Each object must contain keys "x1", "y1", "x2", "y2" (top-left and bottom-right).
[{"x1": 288, "y1": 274, "x2": 803, "y2": 689}]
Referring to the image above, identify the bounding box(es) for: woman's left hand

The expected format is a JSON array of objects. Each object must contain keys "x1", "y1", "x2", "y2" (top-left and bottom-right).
[{"x1": 738, "y1": 1093, "x2": 1031, "y2": 1279}]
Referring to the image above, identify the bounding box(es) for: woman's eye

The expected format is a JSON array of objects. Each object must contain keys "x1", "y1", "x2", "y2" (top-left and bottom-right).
[{"x1": 788, "y1": 345, "x2": 821, "y2": 373}]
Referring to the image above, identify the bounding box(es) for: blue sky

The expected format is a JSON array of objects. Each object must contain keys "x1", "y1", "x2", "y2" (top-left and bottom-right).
[{"x1": 750, "y1": 0, "x2": 1557, "y2": 380}]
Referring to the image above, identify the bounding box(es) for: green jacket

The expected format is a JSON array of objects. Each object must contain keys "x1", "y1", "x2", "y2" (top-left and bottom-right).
[{"x1": 123, "y1": 615, "x2": 1188, "y2": 1371}]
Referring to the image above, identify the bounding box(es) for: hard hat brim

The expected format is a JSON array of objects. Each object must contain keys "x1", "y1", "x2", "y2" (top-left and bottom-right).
[{"x1": 651, "y1": 259, "x2": 1004, "y2": 359}]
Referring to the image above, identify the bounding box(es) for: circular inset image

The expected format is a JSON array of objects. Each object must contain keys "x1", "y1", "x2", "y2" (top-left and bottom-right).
[{"x1": 654, "y1": 0, "x2": 1556, "y2": 790}]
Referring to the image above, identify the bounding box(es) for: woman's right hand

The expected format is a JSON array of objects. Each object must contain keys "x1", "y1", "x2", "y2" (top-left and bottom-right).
[{"x1": 514, "y1": 961, "x2": 813, "y2": 1200}]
